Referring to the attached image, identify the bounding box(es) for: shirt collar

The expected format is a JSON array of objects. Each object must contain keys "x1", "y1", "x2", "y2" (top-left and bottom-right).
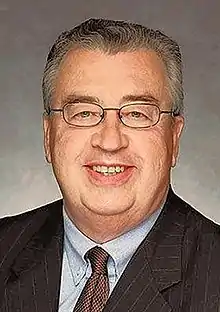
[
  {"x1": 63, "y1": 211, "x2": 96, "y2": 285},
  {"x1": 63, "y1": 204, "x2": 163, "y2": 286}
]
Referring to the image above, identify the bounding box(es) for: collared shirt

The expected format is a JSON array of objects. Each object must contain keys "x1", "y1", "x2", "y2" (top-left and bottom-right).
[{"x1": 58, "y1": 207, "x2": 162, "y2": 311}]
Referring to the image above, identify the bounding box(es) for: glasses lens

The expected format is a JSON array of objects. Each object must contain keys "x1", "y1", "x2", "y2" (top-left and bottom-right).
[
  {"x1": 64, "y1": 103, "x2": 103, "y2": 126},
  {"x1": 120, "y1": 104, "x2": 159, "y2": 128}
]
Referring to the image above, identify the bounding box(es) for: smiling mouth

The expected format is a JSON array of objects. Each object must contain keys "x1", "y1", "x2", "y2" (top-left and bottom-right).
[
  {"x1": 91, "y1": 165, "x2": 125, "y2": 176},
  {"x1": 84, "y1": 164, "x2": 135, "y2": 186}
]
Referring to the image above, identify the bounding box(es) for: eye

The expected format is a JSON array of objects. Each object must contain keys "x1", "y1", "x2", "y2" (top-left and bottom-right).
[
  {"x1": 130, "y1": 111, "x2": 146, "y2": 118},
  {"x1": 72, "y1": 110, "x2": 100, "y2": 120},
  {"x1": 124, "y1": 110, "x2": 149, "y2": 120},
  {"x1": 78, "y1": 111, "x2": 92, "y2": 118}
]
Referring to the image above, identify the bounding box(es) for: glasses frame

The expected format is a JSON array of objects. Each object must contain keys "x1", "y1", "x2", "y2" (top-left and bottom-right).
[{"x1": 44, "y1": 102, "x2": 178, "y2": 129}]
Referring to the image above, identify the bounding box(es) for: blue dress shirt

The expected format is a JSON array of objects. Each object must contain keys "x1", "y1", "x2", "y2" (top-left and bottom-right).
[{"x1": 59, "y1": 207, "x2": 162, "y2": 311}]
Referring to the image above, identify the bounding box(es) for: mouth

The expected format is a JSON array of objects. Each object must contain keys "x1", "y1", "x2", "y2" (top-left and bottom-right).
[
  {"x1": 83, "y1": 163, "x2": 135, "y2": 186},
  {"x1": 91, "y1": 165, "x2": 125, "y2": 175}
]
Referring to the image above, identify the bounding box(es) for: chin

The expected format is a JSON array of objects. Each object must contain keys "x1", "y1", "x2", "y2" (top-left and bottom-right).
[{"x1": 80, "y1": 194, "x2": 135, "y2": 217}]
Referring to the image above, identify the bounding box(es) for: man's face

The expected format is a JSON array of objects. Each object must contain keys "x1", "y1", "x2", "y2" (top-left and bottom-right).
[{"x1": 44, "y1": 49, "x2": 184, "y2": 230}]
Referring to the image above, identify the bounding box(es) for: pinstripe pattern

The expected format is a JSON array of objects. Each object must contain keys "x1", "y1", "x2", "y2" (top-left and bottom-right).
[
  {"x1": 0, "y1": 202, "x2": 64, "y2": 312},
  {"x1": 0, "y1": 189, "x2": 220, "y2": 311}
]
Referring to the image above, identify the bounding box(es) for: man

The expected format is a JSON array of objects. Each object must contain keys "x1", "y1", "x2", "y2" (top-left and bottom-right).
[{"x1": 0, "y1": 18, "x2": 220, "y2": 312}]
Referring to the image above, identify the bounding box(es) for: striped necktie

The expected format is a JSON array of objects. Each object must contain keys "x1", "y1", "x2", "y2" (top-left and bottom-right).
[{"x1": 73, "y1": 246, "x2": 110, "y2": 312}]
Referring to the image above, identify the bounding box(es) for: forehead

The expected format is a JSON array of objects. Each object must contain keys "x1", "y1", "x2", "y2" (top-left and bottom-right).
[{"x1": 53, "y1": 49, "x2": 169, "y2": 106}]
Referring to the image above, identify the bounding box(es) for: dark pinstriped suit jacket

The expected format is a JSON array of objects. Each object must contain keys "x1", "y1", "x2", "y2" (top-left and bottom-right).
[{"x1": 1, "y1": 189, "x2": 220, "y2": 311}]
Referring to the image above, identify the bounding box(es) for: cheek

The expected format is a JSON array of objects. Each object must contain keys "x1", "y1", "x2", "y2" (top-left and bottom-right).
[
  {"x1": 50, "y1": 127, "x2": 87, "y2": 166},
  {"x1": 133, "y1": 127, "x2": 173, "y2": 171}
]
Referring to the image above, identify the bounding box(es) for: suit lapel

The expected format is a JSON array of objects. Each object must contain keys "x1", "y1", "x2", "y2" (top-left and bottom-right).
[
  {"x1": 103, "y1": 241, "x2": 173, "y2": 312},
  {"x1": 144, "y1": 189, "x2": 185, "y2": 292},
  {"x1": 104, "y1": 189, "x2": 185, "y2": 312},
  {"x1": 2, "y1": 200, "x2": 64, "y2": 312}
]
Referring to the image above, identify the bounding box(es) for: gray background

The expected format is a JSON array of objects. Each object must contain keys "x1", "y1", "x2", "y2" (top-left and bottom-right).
[{"x1": 0, "y1": 0, "x2": 219, "y2": 221}]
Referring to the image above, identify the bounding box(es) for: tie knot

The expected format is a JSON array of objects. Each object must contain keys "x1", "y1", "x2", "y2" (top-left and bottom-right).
[{"x1": 87, "y1": 246, "x2": 109, "y2": 275}]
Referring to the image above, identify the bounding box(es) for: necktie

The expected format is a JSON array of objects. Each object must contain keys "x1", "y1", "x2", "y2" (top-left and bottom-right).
[{"x1": 73, "y1": 246, "x2": 110, "y2": 312}]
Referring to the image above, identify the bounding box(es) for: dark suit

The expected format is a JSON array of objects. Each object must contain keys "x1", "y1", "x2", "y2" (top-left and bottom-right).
[{"x1": 0, "y1": 189, "x2": 220, "y2": 311}]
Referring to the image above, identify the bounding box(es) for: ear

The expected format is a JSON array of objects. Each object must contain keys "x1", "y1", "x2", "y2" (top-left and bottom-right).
[
  {"x1": 171, "y1": 115, "x2": 184, "y2": 167},
  {"x1": 43, "y1": 115, "x2": 52, "y2": 163}
]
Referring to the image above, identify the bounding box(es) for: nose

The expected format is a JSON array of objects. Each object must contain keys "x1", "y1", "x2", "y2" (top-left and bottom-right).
[{"x1": 90, "y1": 111, "x2": 129, "y2": 152}]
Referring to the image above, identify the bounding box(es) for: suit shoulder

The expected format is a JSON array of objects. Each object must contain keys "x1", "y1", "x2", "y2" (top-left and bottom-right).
[
  {"x1": 174, "y1": 192, "x2": 220, "y2": 237},
  {"x1": 0, "y1": 199, "x2": 63, "y2": 235}
]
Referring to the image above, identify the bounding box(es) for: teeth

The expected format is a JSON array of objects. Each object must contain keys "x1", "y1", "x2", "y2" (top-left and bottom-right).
[
  {"x1": 108, "y1": 167, "x2": 115, "y2": 173},
  {"x1": 101, "y1": 166, "x2": 108, "y2": 173},
  {"x1": 115, "y1": 166, "x2": 121, "y2": 173},
  {"x1": 92, "y1": 165, "x2": 125, "y2": 175}
]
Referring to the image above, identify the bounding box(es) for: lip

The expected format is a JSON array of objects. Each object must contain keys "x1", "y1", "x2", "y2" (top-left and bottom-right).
[{"x1": 83, "y1": 165, "x2": 135, "y2": 186}]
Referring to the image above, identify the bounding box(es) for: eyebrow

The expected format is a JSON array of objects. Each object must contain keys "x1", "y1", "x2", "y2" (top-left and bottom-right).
[
  {"x1": 61, "y1": 93, "x2": 101, "y2": 105},
  {"x1": 120, "y1": 94, "x2": 159, "y2": 104},
  {"x1": 60, "y1": 92, "x2": 159, "y2": 106}
]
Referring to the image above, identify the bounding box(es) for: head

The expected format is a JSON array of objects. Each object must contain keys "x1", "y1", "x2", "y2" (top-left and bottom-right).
[{"x1": 43, "y1": 18, "x2": 184, "y2": 241}]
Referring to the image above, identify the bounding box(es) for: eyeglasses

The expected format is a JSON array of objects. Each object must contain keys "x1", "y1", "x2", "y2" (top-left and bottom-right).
[{"x1": 45, "y1": 102, "x2": 177, "y2": 128}]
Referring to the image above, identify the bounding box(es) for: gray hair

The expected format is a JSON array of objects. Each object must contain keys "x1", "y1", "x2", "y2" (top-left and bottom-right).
[{"x1": 42, "y1": 18, "x2": 184, "y2": 114}]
